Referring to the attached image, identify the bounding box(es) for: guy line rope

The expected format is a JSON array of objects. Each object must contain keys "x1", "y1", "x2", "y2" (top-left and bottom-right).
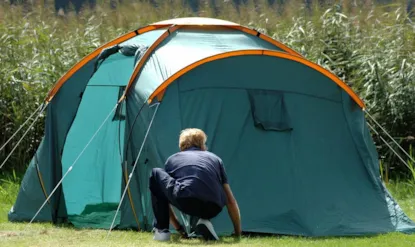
[
  {"x1": 1, "y1": 103, "x2": 48, "y2": 169},
  {"x1": 107, "y1": 102, "x2": 160, "y2": 238},
  {"x1": 25, "y1": 103, "x2": 119, "y2": 228}
]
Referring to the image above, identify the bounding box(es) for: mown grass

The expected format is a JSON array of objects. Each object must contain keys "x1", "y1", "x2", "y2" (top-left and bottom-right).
[
  {"x1": 1, "y1": 225, "x2": 415, "y2": 247},
  {"x1": 1, "y1": 178, "x2": 415, "y2": 246}
]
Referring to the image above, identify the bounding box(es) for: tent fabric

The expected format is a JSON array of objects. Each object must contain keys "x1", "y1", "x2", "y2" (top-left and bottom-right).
[
  {"x1": 61, "y1": 85, "x2": 124, "y2": 225},
  {"x1": 8, "y1": 29, "x2": 163, "y2": 225},
  {"x1": 8, "y1": 17, "x2": 415, "y2": 236},
  {"x1": 67, "y1": 203, "x2": 120, "y2": 229},
  {"x1": 132, "y1": 57, "x2": 414, "y2": 236},
  {"x1": 130, "y1": 28, "x2": 287, "y2": 101}
]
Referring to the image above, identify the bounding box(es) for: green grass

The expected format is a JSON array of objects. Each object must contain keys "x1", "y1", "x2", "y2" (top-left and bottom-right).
[
  {"x1": 1, "y1": 224, "x2": 415, "y2": 247},
  {"x1": 1, "y1": 178, "x2": 415, "y2": 246}
]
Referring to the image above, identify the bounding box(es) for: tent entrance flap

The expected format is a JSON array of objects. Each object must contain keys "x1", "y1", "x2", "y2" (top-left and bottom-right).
[{"x1": 61, "y1": 85, "x2": 125, "y2": 229}]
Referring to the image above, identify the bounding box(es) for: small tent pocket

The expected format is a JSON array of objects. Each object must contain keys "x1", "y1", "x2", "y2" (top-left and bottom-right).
[{"x1": 247, "y1": 89, "x2": 293, "y2": 132}]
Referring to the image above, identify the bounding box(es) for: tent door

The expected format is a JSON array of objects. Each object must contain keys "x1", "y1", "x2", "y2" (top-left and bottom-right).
[{"x1": 61, "y1": 85, "x2": 125, "y2": 229}]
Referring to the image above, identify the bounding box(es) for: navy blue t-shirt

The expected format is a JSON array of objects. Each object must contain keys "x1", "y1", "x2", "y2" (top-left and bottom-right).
[{"x1": 164, "y1": 147, "x2": 228, "y2": 208}]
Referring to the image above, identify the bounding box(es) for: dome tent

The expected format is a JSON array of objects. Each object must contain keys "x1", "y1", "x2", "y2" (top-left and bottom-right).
[{"x1": 8, "y1": 17, "x2": 415, "y2": 236}]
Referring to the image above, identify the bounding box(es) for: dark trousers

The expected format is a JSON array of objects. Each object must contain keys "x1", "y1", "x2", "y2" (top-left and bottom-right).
[{"x1": 149, "y1": 168, "x2": 222, "y2": 230}]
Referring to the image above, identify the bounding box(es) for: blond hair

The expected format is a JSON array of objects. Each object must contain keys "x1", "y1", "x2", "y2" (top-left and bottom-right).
[{"x1": 179, "y1": 128, "x2": 207, "y2": 151}]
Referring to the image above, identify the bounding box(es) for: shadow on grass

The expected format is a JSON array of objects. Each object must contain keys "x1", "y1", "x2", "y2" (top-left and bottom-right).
[
  {"x1": 168, "y1": 234, "x2": 242, "y2": 245},
  {"x1": 240, "y1": 231, "x2": 386, "y2": 240}
]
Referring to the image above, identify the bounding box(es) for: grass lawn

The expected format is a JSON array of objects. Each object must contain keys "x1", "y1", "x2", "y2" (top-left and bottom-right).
[{"x1": 1, "y1": 180, "x2": 415, "y2": 246}]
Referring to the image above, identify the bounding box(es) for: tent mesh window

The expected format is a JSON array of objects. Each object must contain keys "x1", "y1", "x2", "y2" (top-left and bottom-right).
[{"x1": 247, "y1": 89, "x2": 293, "y2": 132}]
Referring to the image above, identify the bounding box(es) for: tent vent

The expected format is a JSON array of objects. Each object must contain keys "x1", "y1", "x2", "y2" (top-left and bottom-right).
[{"x1": 247, "y1": 89, "x2": 293, "y2": 132}]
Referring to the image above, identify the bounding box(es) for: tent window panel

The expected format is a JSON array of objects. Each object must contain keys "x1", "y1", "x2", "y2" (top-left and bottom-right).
[{"x1": 247, "y1": 89, "x2": 293, "y2": 132}]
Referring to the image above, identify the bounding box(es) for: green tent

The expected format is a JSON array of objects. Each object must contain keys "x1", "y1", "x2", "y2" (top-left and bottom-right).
[{"x1": 8, "y1": 17, "x2": 415, "y2": 236}]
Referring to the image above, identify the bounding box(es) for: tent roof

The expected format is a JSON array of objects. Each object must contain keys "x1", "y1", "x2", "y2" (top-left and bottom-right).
[{"x1": 44, "y1": 17, "x2": 365, "y2": 109}]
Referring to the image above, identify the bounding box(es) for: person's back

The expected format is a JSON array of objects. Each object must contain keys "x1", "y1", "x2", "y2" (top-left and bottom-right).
[{"x1": 165, "y1": 147, "x2": 228, "y2": 209}]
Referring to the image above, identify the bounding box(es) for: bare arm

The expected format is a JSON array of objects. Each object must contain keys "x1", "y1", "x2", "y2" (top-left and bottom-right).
[{"x1": 223, "y1": 183, "x2": 241, "y2": 236}]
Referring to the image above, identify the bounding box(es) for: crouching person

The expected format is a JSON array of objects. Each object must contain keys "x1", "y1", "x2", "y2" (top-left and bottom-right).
[{"x1": 149, "y1": 128, "x2": 241, "y2": 241}]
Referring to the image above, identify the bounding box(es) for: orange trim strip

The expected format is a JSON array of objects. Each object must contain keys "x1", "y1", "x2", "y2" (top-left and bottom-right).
[
  {"x1": 119, "y1": 25, "x2": 180, "y2": 102},
  {"x1": 262, "y1": 50, "x2": 364, "y2": 108},
  {"x1": 45, "y1": 26, "x2": 159, "y2": 102},
  {"x1": 148, "y1": 50, "x2": 263, "y2": 102},
  {"x1": 148, "y1": 50, "x2": 365, "y2": 108}
]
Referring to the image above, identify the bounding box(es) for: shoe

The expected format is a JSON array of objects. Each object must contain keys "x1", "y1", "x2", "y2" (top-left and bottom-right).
[
  {"x1": 195, "y1": 219, "x2": 219, "y2": 241},
  {"x1": 153, "y1": 228, "x2": 171, "y2": 241}
]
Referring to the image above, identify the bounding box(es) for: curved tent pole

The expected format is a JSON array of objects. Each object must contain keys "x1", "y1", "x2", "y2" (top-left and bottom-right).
[
  {"x1": 113, "y1": 98, "x2": 141, "y2": 230},
  {"x1": 122, "y1": 162, "x2": 141, "y2": 230},
  {"x1": 0, "y1": 103, "x2": 44, "y2": 153},
  {"x1": 0, "y1": 103, "x2": 48, "y2": 170},
  {"x1": 114, "y1": 24, "x2": 178, "y2": 227},
  {"x1": 34, "y1": 151, "x2": 50, "y2": 204},
  {"x1": 118, "y1": 25, "x2": 178, "y2": 102},
  {"x1": 25, "y1": 103, "x2": 119, "y2": 226},
  {"x1": 123, "y1": 103, "x2": 147, "y2": 162},
  {"x1": 107, "y1": 102, "x2": 160, "y2": 237},
  {"x1": 365, "y1": 109, "x2": 415, "y2": 164},
  {"x1": 119, "y1": 102, "x2": 148, "y2": 231}
]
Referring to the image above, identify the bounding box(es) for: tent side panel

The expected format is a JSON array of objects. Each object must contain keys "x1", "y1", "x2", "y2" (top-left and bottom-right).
[
  {"x1": 159, "y1": 56, "x2": 413, "y2": 236},
  {"x1": 341, "y1": 90, "x2": 415, "y2": 233},
  {"x1": 118, "y1": 92, "x2": 147, "y2": 230},
  {"x1": 9, "y1": 28, "x2": 168, "y2": 225},
  {"x1": 8, "y1": 138, "x2": 53, "y2": 222},
  {"x1": 8, "y1": 59, "x2": 97, "y2": 223}
]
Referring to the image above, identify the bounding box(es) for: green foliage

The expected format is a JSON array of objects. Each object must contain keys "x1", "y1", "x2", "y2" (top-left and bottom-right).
[
  {"x1": 0, "y1": 170, "x2": 20, "y2": 222},
  {"x1": 0, "y1": 1, "x2": 414, "y2": 179},
  {"x1": 404, "y1": 145, "x2": 415, "y2": 187}
]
